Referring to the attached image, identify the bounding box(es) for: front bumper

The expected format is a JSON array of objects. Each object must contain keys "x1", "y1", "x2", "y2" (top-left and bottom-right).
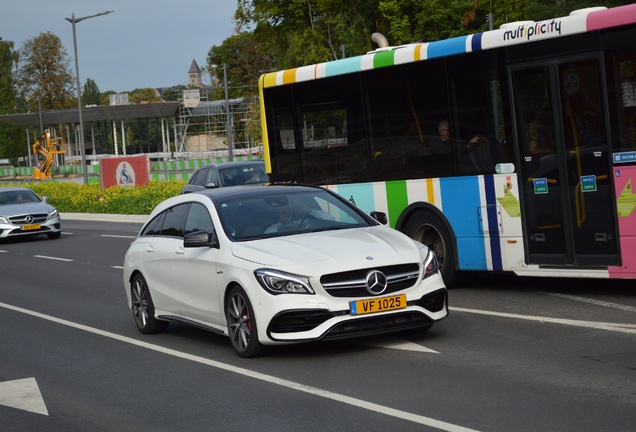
[
  {"x1": 265, "y1": 288, "x2": 448, "y2": 343},
  {"x1": 0, "y1": 217, "x2": 61, "y2": 238}
]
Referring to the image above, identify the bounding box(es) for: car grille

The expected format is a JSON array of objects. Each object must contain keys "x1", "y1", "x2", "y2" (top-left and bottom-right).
[
  {"x1": 9, "y1": 213, "x2": 49, "y2": 224},
  {"x1": 320, "y1": 263, "x2": 420, "y2": 298}
]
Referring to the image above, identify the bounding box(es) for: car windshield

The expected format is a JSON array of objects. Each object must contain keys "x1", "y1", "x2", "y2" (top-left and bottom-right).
[
  {"x1": 216, "y1": 188, "x2": 372, "y2": 240},
  {"x1": 0, "y1": 190, "x2": 40, "y2": 205},
  {"x1": 219, "y1": 165, "x2": 269, "y2": 186}
]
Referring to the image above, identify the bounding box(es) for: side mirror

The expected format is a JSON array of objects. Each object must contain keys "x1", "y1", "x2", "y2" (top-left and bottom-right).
[
  {"x1": 203, "y1": 182, "x2": 219, "y2": 189},
  {"x1": 370, "y1": 211, "x2": 388, "y2": 225},
  {"x1": 42, "y1": 196, "x2": 50, "y2": 203},
  {"x1": 184, "y1": 231, "x2": 218, "y2": 248}
]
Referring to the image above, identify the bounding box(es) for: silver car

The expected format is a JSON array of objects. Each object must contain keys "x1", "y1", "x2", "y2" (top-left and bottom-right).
[
  {"x1": 0, "y1": 187, "x2": 61, "y2": 240},
  {"x1": 181, "y1": 160, "x2": 268, "y2": 194}
]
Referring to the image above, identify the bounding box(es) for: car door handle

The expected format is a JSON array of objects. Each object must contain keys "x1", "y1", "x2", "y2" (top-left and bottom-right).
[
  {"x1": 175, "y1": 247, "x2": 185, "y2": 255},
  {"x1": 145, "y1": 245, "x2": 154, "y2": 253}
]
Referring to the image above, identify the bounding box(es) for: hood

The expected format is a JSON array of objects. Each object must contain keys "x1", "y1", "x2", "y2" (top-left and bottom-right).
[
  {"x1": 231, "y1": 226, "x2": 421, "y2": 268},
  {"x1": 0, "y1": 202, "x2": 54, "y2": 216}
]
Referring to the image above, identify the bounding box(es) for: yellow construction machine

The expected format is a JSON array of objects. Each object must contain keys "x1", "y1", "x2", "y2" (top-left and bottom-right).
[{"x1": 32, "y1": 130, "x2": 66, "y2": 180}]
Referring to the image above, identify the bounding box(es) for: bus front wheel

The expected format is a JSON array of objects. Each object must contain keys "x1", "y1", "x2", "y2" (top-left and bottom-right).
[{"x1": 404, "y1": 211, "x2": 459, "y2": 287}]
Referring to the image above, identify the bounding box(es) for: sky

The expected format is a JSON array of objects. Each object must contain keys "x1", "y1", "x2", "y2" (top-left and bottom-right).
[{"x1": 1, "y1": 0, "x2": 238, "y2": 93}]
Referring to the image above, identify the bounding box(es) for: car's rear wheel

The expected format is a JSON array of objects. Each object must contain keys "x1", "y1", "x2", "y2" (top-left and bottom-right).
[
  {"x1": 131, "y1": 274, "x2": 168, "y2": 334},
  {"x1": 226, "y1": 285, "x2": 265, "y2": 358}
]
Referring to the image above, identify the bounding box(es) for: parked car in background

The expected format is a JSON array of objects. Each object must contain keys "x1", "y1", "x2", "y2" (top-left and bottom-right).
[
  {"x1": 181, "y1": 160, "x2": 268, "y2": 194},
  {"x1": 0, "y1": 187, "x2": 61, "y2": 240},
  {"x1": 124, "y1": 184, "x2": 448, "y2": 357}
]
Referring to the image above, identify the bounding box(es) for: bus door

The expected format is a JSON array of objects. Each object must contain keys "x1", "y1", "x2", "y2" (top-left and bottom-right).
[{"x1": 510, "y1": 56, "x2": 619, "y2": 267}]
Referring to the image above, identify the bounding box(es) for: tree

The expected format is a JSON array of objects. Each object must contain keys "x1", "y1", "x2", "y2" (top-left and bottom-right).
[
  {"x1": 17, "y1": 32, "x2": 75, "y2": 111},
  {"x1": 82, "y1": 78, "x2": 101, "y2": 106},
  {"x1": 236, "y1": 0, "x2": 376, "y2": 69},
  {"x1": 161, "y1": 85, "x2": 188, "y2": 102},
  {"x1": 0, "y1": 38, "x2": 23, "y2": 160},
  {"x1": 128, "y1": 88, "x2": 162, "y2": 104},
  {"x1": 0, "y1": 39, "x2": 19, "y2": 113},
  {"x1": 525, "y1": 0, "x2": 627, "y2": 20},
  {"x1": 207, "y1": 32, "x2": 272, "y2": 99},
  {"x1": 234, "y1": 0, "x2": 498, "y2": 71}
]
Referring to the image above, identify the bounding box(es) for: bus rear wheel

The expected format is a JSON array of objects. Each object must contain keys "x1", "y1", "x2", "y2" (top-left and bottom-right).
[{"x1": 404, "y1": 210, "x2": 459, "y2": 287}]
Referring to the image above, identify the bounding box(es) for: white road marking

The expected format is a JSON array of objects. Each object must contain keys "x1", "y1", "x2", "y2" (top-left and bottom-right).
[
  {"x1": 360, "y1": 336, "x2": 439, "y2": 353},
  {"x1": 450, "y1": 307, "x2": 636, "y2": 333},
  {"x1": 0, "y1": 378, "x2": 48, "y2": 416},
  {"x1": 540, "y1": 291, "x2": 636, "y2": 313},
  {"x1": 0, "y1": 301, "x2": 476, "y2": 432},
  {"x1": 111, "y1": 265, "x2": 124, "y2": 270},
  {"x1": 0, "y1": 250, "x2": 7, "y2": 253},
  {"x1": 33, "y1": 255, "x2": 73, "y2": 262},
  {"x1": 101, "y1": 235, "x2": 136, "y2": 239}
]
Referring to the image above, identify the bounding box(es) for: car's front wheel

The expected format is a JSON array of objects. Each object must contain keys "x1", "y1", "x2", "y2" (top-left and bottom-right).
[
  {"x1": 225, "y1": 285, "x2": 265, "y2": 358},
  {"x1": 130, "y1": 274, "x2": 168, "y2": 334}
]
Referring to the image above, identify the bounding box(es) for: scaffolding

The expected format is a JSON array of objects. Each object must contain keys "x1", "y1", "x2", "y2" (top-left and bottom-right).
[{"x1": 173, "y1": 92, "x2": 258, "y2": 156}]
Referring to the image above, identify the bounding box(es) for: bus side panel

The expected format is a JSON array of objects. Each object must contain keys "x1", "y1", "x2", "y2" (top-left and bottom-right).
[
  {"x1": 438, "y1": 176, "x2": 488, "y2": 271},
  {"x1": 332, "y1": 177, "x2": 492, "y2": 271},
  {"x1": 610, "y1": 165, "x2": 636, "y2": 278}
]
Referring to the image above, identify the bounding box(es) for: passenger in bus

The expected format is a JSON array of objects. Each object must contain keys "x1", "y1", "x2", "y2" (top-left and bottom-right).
[
  {"x1": 464, "y1": 116, "x2": 499, "y2": 172},
  {"x1": 429, "y1": 119, "x2": 452, "y2": 155}
]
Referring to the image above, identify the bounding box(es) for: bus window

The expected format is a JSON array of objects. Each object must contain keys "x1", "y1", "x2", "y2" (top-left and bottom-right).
[
  {"x1": 448, "y1": 50, "x2": 513, "y2": 174},
  {"x1": 361, "y1": 56, "x2": 453, "y2": 180},
  {"x1": 607, "y1": 49, "x2": 636, "y2": 153}
]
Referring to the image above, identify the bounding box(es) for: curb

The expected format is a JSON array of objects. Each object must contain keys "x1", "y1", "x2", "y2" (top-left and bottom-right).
[{"x1": 61, "y1": 213, "x2": 148, "y2": 223}]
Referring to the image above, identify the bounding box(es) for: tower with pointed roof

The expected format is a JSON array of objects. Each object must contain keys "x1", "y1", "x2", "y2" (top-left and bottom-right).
[{"x1": 188, "y1": 59, "x2": 202, "y2": 87}]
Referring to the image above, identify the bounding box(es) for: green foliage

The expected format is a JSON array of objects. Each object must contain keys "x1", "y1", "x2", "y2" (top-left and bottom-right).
[
  {"x1": 17, "y1": 32, "x2": 75, "y2": 111},
  {"x1": 0, "y1": 39, "x2": 19, "y2": 114},
  {"x1": 525, "y1": 0, "x2": 626, "y2": 21},
  {"x1": 100, "y1": 90, "x2": 117, "y2": 106},
  {"x1": 128, "y1": 88, "x2": 162, "y2": 104},
  {"x1": 233, "y1": 0, "x2": 635, "y2": 75},
  {"x1": 82, "y1": 78, "x2": 101, "y2": 106},
  {"x1": 14, "y1": 180, "x2": 187, "y2": 215},
  {"x1": 0, "y1": 38, "x2": 23, "y2": 160},
  {"x1": 161, "y1": 85, "x2": 188, "y2": 102},
  {"x1": 207, "y1": 32, "x2": 272, "y2": 99}
]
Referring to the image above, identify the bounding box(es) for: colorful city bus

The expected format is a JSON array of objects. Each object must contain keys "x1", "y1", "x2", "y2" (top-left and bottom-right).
[{"x1": 258, "y1": 4, "x2": 636, "y2": 286}]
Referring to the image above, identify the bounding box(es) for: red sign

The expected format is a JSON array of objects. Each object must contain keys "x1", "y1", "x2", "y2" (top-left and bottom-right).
[{"x1": 100, "y1": 155, "x2": 149, "y2": 188}]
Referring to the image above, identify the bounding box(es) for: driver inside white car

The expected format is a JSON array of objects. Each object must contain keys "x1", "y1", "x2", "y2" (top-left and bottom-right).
[{"x1": 265, "y1": 199, "x2": 334, "y2": 233}]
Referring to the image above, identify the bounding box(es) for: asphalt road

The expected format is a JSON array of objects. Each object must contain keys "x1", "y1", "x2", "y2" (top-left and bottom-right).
[{"x1": 1, "y1": 219, "x2": 635, "y2": 431}]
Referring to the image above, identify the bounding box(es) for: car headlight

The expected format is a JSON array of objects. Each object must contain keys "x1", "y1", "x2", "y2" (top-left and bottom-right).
[
  {"x1": 48, "y1": 209, "x2": 59, "y2": 220},
  {"x1": 0, "y1": 216, "x2": 8, "y2": 224},
  {"x1": 254, "y1": 269, "x2": 315, "y2": 295},
  {"x1": 423, "y1": 248, "x2": 439, "y2": 279}
]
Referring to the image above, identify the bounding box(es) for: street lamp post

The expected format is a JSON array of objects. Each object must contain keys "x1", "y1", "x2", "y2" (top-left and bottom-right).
[{"x1": 66, "y1": 10, "x2": 114, "y2": 184}]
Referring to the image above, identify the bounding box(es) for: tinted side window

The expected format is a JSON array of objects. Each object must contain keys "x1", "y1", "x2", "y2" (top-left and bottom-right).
[
  {"x1": 140, "y1": 213, "x2": 165, "y2": 236},
  {"x1": 191, "y1": 168, "x2": 209, "y2": 186},
  {"x1": 206, "y1": 168, "x2": 219, "y2": 185},
  {"x1": 184, "y1": 203, "x2": 215, "y2": 235},
  {"x1": 160, "y1": 204, "x2": 189, "y2": 237}
]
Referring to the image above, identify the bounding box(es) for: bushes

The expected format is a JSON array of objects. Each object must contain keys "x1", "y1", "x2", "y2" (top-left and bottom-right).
[{"x1": 18, "y1": 180, "x2": 186, "y2": 214}]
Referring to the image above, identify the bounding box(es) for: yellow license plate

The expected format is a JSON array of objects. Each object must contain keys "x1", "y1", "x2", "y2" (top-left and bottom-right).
[
  {"x1": 21, "y1": 224, "x2": 41, "y2": 231},
  {"x1": 350, "y1": 294, "x2": 407, "y2": 315}
]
